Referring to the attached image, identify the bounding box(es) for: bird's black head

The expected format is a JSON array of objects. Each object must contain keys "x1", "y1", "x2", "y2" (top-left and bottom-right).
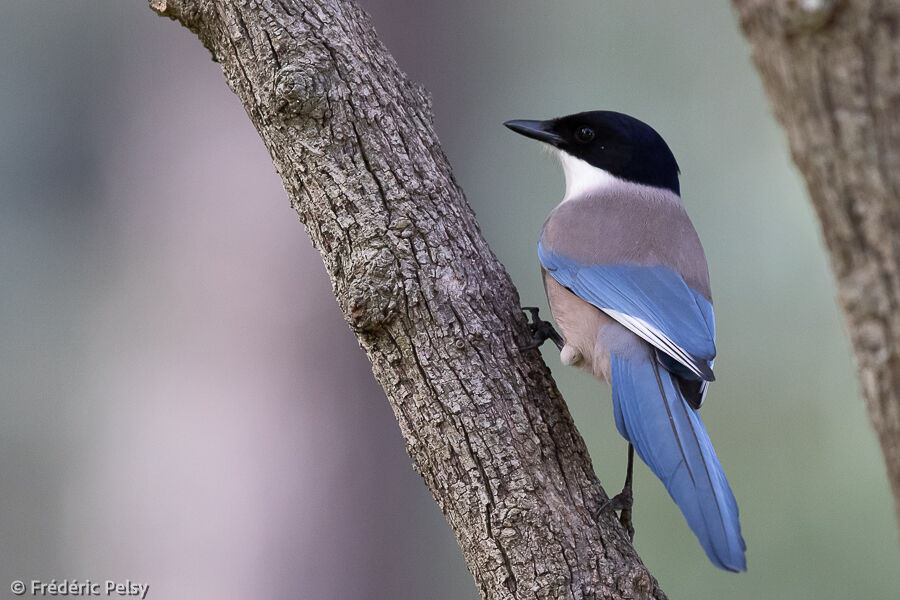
[{"x1": 504, "y1": 111, "x2": 681, "y2": 195}]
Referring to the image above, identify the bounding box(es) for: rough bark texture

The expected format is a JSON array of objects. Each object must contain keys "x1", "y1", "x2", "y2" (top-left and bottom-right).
[
  {"x1": 150, "y1": 1, "x2": 665, "y2": 598},
  {"x1": 732, "y1": 0, "x2": 900, "y2": 529}
]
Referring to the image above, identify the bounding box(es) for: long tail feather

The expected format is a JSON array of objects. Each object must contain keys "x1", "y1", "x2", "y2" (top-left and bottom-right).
[{"x1": 610, "y1": 353, "x2": 746, "y2": 571}]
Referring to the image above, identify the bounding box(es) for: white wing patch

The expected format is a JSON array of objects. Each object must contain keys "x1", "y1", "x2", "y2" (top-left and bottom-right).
[
  {"x1": 698, "y1": 380, "x2": 710, "y2": 407},
  {"x1": 604, "y1": 308, "x2": 707, "y2": 380},
  {"x1": 697, "y1": 358, "x2": 715, "y2": 407}
]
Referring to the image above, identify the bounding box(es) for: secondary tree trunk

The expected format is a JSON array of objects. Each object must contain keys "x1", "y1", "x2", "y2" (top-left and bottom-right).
[
  {"x1": 732, "y1": 0, "x2": 900, "y2": 529},
  {"x1": 150, "y1": 1, "x2": 665, "y2": 598}
]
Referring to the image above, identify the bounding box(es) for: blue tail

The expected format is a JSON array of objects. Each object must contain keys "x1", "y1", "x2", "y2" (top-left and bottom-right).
[{"x1": 610, "y1": 353, "x2": 746, "y2": 571}]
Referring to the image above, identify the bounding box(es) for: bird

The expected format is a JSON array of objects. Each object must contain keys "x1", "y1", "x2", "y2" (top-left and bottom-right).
[{"x1": 504, "y1": 111, "x2": 746, "y2": 572}]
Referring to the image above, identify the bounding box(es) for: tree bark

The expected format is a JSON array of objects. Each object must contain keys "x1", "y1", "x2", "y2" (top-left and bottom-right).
[
  {"x1": 732, "y1": 0, "x2": 900, "y2": 530},
  {"x1": 149, "y1": 1, "x2": 665, "y2": 598}
]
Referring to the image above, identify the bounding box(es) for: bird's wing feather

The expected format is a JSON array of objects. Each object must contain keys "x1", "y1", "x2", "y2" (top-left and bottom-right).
[
  {"x1": 610, "y1": 352, "x2": 745, "y2": 571},
  {"x1": 539, "y1": 241, "x2": 716, "y2": 381}
]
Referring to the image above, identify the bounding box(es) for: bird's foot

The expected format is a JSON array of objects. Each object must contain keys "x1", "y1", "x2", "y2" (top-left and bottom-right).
[
  {"x1": 598, "y1": 488, "x2": 634, "y2": 541},
  {"x1": 519, "y1": 306, "x2": 564, "y2": 351},
  {"x1": 597, "y1": 443, "x2": 636, "y2": 541}
]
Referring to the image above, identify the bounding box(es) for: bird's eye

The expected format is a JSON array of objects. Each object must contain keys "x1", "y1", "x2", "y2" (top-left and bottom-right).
[{"x1": 574, "y1": 126, "x2": 595, "y2": 143}]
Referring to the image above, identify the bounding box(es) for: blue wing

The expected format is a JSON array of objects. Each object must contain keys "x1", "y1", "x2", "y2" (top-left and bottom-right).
[{"x1": 539, "y1": 240, "x2": 716, "y2": 381}]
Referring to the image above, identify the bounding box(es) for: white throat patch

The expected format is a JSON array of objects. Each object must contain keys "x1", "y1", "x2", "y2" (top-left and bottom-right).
[{"x1": 558, "y1": 151, "x2": 617, "y2": 202}]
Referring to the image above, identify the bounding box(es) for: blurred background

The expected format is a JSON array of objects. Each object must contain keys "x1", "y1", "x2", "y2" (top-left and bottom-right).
[{"x1": 1, "y1": 1, "x2": 898, "y2": 599}]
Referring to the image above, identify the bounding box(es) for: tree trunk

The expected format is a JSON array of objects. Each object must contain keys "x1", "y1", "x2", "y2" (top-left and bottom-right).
[
  {"x1": 149, "y1": 1, "x2": 665, "y2": 598},
  {"x1": 732, "y1": 0, "x2": 900, "y2": 530}
]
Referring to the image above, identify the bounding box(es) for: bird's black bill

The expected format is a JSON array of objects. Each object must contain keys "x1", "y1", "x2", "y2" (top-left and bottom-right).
[{"x1": 503, "y1": 119, "x2": 563, "y2": 145}]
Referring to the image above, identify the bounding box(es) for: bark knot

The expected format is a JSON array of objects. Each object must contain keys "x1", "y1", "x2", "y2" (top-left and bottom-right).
[
  {"x1": 274, "y1": 62, "x2": 331, "y2": 121},
  {"x1": 149, "y1": 0, "x2": 205, "y2": 31},
  {"x1": 341, "y1": 245, "x2": 402, "y2": 333},
  {"x1": 790, "y1": 0, "x2": 838, "y2": 31},
  {"x1": 736, "y1": 0, "x2": 840, "y2": 35}
]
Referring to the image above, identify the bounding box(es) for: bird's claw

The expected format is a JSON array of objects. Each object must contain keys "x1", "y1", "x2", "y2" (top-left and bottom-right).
[
  {"x1": 597, "y1": 444, "x2": 636, "y2": 541},
  {"x1": 599, "y1": 488, "x2": 633, "y2": 513},
  {"x1": 598, "y1": 489, "x2": 634, "y2": 541},
  {"x1": 520, "y1": 306, "x2": 564, "y2": 351}
]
